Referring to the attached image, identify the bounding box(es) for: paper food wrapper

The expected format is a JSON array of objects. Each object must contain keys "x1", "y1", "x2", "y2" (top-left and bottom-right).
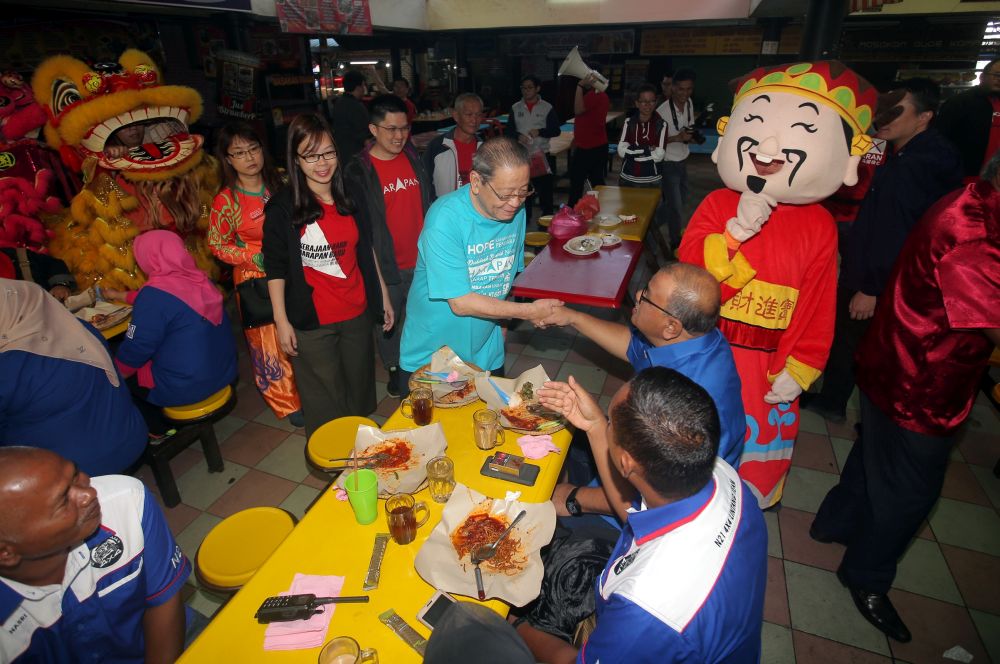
[
  {"x1": 414, "y1": 483, "x2": 556, "y2": 606},
  {"x1": 428, "y1": 345, "x2": 488, "y2": 402},
  {"x1": 474, "y1": 365, "x2": 563, "y2": 432},
  {"x1": 333, "y1": 424, "x2": 447, "y2": 496},
  {"x1": 74, "y1": 302, "x2": 131, "y2": 330}
]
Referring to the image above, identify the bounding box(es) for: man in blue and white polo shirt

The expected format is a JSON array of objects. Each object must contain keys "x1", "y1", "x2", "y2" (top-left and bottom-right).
[
  {"x1": 520, "y1": 367, "x2": 767, "y2": 663},
  {"x1": 0, "y1": 447, "x2": 190, "y2": 663}
]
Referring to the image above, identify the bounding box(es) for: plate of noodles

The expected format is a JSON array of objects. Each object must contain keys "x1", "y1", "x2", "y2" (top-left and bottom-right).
[{"x1": 414, "y1": 484, "x2": 555, "y2": 605}]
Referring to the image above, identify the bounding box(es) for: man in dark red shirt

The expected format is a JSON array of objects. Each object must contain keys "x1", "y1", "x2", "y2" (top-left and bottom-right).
[
  {"x1": 569, "y1": 69, "x2": 610, "y2": 205},
  {"x1": 810, "y1": 153, "x2": 1000, "y2": 644},
  {"x1": 346, "y1": 95, "x2": 432, "y2": 396}
]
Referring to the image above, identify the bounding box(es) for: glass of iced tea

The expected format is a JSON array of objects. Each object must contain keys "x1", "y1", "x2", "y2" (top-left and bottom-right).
[
  {"x1": 426, "y1": 456, "x2": 456, "y2": 503},
  {"x1": 401, "y1": 387, "x2": 434, "y2": 426},
  {"x1": 385, "y1": 493, "x2": 430, "y2": 545},
  {"x1": 473, "y1": 408, "x2": 504, "y2": 450}
]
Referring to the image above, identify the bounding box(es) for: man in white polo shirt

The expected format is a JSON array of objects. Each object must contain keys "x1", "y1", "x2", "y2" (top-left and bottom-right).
[
  {"x1": 507, "y1": 75, "x2": 562, "y2": 220},
  {"x1": 0, "y1": 447, "x2": 190, "y2": 663}
]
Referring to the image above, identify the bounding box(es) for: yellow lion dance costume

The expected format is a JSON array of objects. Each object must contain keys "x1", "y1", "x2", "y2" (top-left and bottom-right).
[{"x1": 32, "y1": 49, "x2": 219, "y2": 289}]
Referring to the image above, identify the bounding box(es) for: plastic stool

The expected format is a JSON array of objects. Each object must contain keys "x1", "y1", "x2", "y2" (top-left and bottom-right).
[
  {"x1": 307, "y1": 416, "x2": 378, "y2": 471},
  {"x1": 537, "y1": 215, "x2": 553, "y2": 228},
  {"x1": 147, "y1": 385, "x2": 235, "y2": 508},
  {"x1": 525, "y1": 231, "x2": 551, "y2": 249},
  {"x1": 196, "y1": 507, "x2": 295, "y2": 592}
]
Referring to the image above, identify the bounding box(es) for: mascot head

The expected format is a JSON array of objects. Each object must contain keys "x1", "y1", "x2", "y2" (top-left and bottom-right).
[
  {"x1": 713, "y1": 61, "x2": 877, "y2": 205},
  {"x1": 31, "y1": 49, "x2": 204, "y2": 181}
]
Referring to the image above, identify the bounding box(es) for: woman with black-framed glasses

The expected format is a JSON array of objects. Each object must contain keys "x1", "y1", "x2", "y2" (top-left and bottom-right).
[
  {"x1": 262, "y1": 113, "x2": 394, "y2": 437},
  {"x1": 210, "y1": 121, "x2": 302, "y2": 428}
]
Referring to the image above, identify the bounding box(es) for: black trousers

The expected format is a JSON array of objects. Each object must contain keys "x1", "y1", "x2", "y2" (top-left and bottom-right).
[
  {"x1": 812, "y1": 392, "x2": 953, "y2": 593},
  {"x1": 526, "y1": 173, "x2": 554, "y2": 220},
  {"x1": 125, "y1": 374, "x2": 169, "y2": 436},
  {"x1": 815, "y1": 285, "x2": 871, "y2": 413},
  {"x1": 569, "y1": 145, "x2": 607, "y2": 206}
]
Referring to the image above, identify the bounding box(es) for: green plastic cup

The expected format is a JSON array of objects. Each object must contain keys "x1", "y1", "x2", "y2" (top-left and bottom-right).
[{"x1": 344, "y1": 469, "x2": 379, "y2": 525}]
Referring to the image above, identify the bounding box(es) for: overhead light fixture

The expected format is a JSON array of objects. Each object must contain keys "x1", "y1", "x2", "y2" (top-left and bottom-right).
[{"x1": 350, "y1": 60, "x2": 378, "y2": 65}]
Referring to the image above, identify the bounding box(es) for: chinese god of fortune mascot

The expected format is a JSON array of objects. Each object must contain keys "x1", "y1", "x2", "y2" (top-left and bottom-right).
[
  {"x1": 678, "y1": 61, "x2": 877, "y2": 508},
  {"x1": 32, "y1": 49, "x2": 219, "y2": 290}
]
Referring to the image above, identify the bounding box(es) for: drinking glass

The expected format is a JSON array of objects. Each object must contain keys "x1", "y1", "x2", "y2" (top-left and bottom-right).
[
  {"x1": 473, "y1": 408, "x2": 504, "y2": 450},
  {"x1": 426, "y1": 456, "x2": 455, "y2": 503},
  {"x1": 401, "y1": 387, "x2": 434, "y2": 426}
]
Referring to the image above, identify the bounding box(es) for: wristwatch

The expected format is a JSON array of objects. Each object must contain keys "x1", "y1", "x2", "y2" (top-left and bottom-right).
[{"x1": 565, "y1": 486, "x2": 583, "y2": 517}]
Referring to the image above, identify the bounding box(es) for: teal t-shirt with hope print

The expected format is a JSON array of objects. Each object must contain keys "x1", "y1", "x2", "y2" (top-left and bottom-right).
[{"x1": 400, "y1": 184, "x2": 525, "y2": 372}]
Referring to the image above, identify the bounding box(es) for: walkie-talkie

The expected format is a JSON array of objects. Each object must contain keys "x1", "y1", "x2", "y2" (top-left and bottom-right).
[{"x1": 254, "y1": 593, "x2": 370, "y2": 623}]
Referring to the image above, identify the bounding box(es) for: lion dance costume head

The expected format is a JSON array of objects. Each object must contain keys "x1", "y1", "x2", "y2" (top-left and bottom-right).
[{"x1": 33, "y1": 49, "x2": 219, "y2": 289}]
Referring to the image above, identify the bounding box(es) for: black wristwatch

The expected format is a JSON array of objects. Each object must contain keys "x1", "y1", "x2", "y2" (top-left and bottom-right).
[{"x1": 565, "y1": 486, "x2": 583, "y2": 517}]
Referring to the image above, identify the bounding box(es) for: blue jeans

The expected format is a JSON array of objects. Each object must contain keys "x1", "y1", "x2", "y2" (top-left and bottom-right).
[{"x1": 660, "y1": 159, "x2": 689, "y2": 246}]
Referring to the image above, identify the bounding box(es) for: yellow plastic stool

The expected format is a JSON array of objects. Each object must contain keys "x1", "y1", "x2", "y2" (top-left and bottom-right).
[
  {"x1": 307, "y1": 416, "x2": 378, "y2": 471},
  {"x1": 149, "y1": 385, "x2": 236, "y2": 508},
  {"x1": 537, "y1": 215, "x2": 553, "y2": 228},
  {"x1": 525, "y1": 231, "x2": 551, "y2": 248},
  {"x1": 196, "y1": 507, "x2": 295, "y2": 592},
  {"x1": 163, "y1": 386, "x2": 233, "y2": 421}
]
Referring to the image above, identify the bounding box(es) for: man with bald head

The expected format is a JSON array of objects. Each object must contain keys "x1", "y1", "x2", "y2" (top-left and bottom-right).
[
  {"x1": 539, "y1": 263, "x2": 744, "y2": 521},
  {"x1": 0, "y1": 447, "x2": 190, "y2": 663}
]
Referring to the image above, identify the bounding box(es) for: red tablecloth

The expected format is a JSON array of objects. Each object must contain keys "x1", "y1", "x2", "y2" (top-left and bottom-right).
[{"x1": 511, "y1": 238, "x2": 643, "y2": 309}]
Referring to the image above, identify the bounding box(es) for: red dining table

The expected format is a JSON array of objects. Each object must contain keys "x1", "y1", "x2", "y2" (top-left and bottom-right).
[{"x1": 510, "y1": 238, "x2": 643, "y2": 308}]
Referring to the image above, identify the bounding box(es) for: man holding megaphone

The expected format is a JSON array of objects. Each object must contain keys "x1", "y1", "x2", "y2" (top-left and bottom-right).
[{"x1": 569, "y1": 68, "x2": 611, "y2": 206}]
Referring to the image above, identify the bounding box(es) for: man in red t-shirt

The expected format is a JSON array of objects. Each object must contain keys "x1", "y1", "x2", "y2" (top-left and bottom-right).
[
  {"x1": 569, "y1": 69, "x2": 610, "y2": 205},
  {"x1": 346, "y1": 95, "x2": 433, "y2": 396},
  {"x1": 810, "y1": 157, "x2": 1000, "y2": 644},
  {"x1": 393, "y1": 77, "x2": 418, "y2": 123}
]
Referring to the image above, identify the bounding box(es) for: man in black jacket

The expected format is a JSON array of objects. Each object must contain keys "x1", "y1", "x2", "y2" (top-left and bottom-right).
[
  {"x1": 937, "y1": 59, "x2": 1000, "y2": 181},
  {"x1": 345, "y1": 95, "x2": 433, "y2": 397},
  {"x1": 803, "y1": 78, "x2": 963, "y2": 422},
  {"x1": 330, "y1": 70, "x2": 370, "y2": 163}
]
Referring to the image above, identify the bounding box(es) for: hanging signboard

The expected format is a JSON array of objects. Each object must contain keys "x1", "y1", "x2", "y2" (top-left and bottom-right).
[
  {"x1": 275, "y1": 0, "x2": 373, "y2": 36},
  {"x1": 640, "y1": 27, "x2": 762, "y2": 56}
]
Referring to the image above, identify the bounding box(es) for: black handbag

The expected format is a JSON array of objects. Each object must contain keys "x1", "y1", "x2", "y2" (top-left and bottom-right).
[{"x1": 235, "y1": 277, "x2": 274, "y2": 329}]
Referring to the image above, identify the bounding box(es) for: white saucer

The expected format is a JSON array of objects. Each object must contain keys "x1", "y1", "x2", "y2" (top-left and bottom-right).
[
  {"x1": 599, "y1": 233, "x2": 622, "y2": 247},
  {"x1": 563, "y1": 236, "x2": 602, "y2": 256},
  {"x1": 595, "y1": 214, "x2": 620, "y2": 228}
]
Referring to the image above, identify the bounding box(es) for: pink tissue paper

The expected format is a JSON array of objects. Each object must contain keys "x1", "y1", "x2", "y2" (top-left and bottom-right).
[
  {"x1": 517, "y1": 434, "x2": 560, "y2": 459},
  {"x1": 262, "y1": 573, "x2": 345, "y2": 651}
]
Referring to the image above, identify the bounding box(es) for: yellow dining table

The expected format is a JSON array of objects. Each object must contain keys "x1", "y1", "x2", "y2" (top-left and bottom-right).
[
  {"x1": 180, "y1": 399, "x2": 571, "y2": 663},
  {"x1": 592, "y1": 185, "x2": 662, "y2": 243}
]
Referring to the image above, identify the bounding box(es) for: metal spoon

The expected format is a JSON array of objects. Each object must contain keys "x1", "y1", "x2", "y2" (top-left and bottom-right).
[
  {"x1": 472, "y1": 510, "x2": 527, "y2": 565},
  {"x1": 469, "y1": 510, "x2": 526, "y2": 601}
]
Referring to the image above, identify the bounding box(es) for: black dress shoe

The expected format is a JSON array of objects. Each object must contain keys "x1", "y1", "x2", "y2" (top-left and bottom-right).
[
  {"x1": 837, "y1": 570, "x2": 911, "y2": 643},
  {"x1": 808, "y1": 522, "x2": 846, "y2": 545}
]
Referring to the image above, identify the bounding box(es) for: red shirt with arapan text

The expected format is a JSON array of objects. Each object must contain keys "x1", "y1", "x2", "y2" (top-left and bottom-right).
[
  {"x1": 371, "y1": 153, "x2": 424, "y2": 270},
  {"x1": 299, "y1": 202, "x2": 367, "y2": 324}
]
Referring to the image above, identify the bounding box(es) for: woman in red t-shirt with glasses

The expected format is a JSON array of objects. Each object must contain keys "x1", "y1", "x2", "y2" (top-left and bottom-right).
[{"x1": 263, "y1": 113, "x2": 394, "y2": 437}]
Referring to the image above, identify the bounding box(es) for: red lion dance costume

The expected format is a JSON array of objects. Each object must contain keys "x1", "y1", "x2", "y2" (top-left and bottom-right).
[
  {"x1": 679, "y1": 62, "x2": 877, "y2": 508},
  {"x1": 32, "y1": 49, "x2": 219, "y2": 289}
]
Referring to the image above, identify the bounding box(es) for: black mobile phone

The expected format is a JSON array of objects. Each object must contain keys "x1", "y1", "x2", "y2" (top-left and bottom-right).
[
  {"x1": 416, "y1": 590, "x2": 458, "y2": 631},
  {"x1": 479, "y1": 456, "x2": 540, "y2": 486}
]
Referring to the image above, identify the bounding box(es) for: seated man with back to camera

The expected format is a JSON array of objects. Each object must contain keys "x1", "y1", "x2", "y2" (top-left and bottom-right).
[
  {"x1": 0, "y1": 446, "x2": 191, "y2": 663},
  {"x1": 515, "y1": 367, "x2": 767, "y2": 663}
]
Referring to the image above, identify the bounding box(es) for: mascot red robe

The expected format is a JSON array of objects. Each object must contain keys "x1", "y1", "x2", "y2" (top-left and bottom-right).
[{"x1": 679, "y1": 62, "x2": 877, "y2": 507}]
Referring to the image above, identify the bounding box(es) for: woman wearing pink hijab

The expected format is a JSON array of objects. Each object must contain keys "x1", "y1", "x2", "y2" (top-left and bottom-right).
[{"x1": 111, "y1": 230, "x2": 238, "y2": 437}]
